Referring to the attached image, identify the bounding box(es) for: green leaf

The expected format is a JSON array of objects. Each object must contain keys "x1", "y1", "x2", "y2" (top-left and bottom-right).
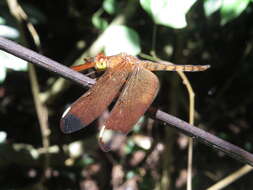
[
  {"x1": 92, "y1": 9, "x2": 108, "y2": 30},
  {"x1": 126, "y1": 171, "x2": 137, "y2": 179},
  {"x1": 140, "y1": 0, "x2": 197, "y2": 29},
  {"x1": 124, "y1": 140, "x2": 135, "y2": 154},
  {"x1": 244, "y1": 142, "x2": 252, "y2": 151},
  {"x1": 0, "y1": 16, "x2": 5, "y2": 24},
  {"x1": 102, "y1": 25, "x2": 141, "y2": 55},
  {"x1": 132, "y1": 116, "x2": 144, "y2": 132},
  {"x1": 220, "y1": 0, "x2": 250, "y2": 25},
  {"x1": 75, "y1": 155, "x2": 94, "y2": 167},
  {"x1": 204, "y1": 0, "x2": 222, "y2": 17},
  {"x1": 103, "y1": 0, "x2": 118, "y2": 15},
  {"x1": 140, "y1": 0, "x2": 152, "y2": 14}
]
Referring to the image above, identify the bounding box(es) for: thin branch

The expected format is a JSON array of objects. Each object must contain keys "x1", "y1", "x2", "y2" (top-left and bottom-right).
[
  {"x1": 207, "y1": 165, "x2": 253, "y2": 190},
  {"x1": 141, "y1": 53, "x2": 196, "y2": 189},
  {"x1": 0, "y1": 36, "x2": 95, "y2": 87},
  {"x1": 0, "y1": 37, "x2": 253, "y2": 167},
  {"x1": 176, "y1": 71, "x2": 194, "y2": 190},
  {"x1": 154, "y1": 109, "x2": 253, "y2": 166}
]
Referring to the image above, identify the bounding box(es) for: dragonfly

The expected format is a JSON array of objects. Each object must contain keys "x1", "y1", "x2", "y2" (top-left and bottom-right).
[{"x1": 60, "y1": 53, "x2": 210, "y2": 151}]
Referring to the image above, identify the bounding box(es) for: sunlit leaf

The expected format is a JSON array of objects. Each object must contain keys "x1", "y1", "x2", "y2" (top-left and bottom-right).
[
  {"x1": 0, "y1": 25, "x2": 19, "y2": 39},
  {"x1": 69, "y1": 141, "x2": 83, "y2": 158},
  {"x1": 0, "y1": 51, "x2": 27, "y2": 71},
  {"x1": 204, "y1": 0, "x2": 222, "y2": 17},
  {"x1": 140, "y1": 0, "x2": 152, "y2": 13},
  {"x1": 102, "y1": 25, "x2": 141, "y2": 55},
  {"x1": 0, "y1": 51, "x2": 28, "y2": 83},
  {"x1": 220, "y1": 0, "x2": 250, "y2": 25},
  {"x1": 0, "y1": 131, "x2": 7, "y2": 143},
  {"x1": 132, "y1": 135, "x2": 152, "y2": 150},
  {"x1": 0, "y1": 66, "x2": 6, "y2": 83},
  {"x1": 140, "y1": 0, "x2": 197, "y2": 28},
  {"x1": 103, "y1": 0, "x2": 118, "y2": 15}
]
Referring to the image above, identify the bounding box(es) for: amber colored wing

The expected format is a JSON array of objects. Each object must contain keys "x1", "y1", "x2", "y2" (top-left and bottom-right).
[
  {"x1": 104, "y1": 65, "x2": 160, "y2": 134},
  {"x1": 60, "y1": 61, "x2": 131, "y2": 134}
]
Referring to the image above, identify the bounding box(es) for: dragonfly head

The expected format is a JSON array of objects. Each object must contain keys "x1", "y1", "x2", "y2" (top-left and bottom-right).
[{"x1": 95, "y1": 53, "x2": 108, "y2": 71}]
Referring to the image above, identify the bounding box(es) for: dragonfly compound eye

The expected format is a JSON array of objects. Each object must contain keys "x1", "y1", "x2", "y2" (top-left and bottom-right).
[{"x1": 96, "y1": 59, "x2": 107, "y2": 70}]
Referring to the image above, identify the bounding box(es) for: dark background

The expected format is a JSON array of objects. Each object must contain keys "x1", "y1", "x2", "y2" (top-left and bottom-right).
[{"x1": 0, "y1": 0, "x2": 253, "y2": 189}]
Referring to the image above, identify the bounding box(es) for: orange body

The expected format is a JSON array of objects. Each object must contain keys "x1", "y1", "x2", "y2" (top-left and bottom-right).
[{"x1": 60, "y1": 53, "x2": 210, "y2": 151}]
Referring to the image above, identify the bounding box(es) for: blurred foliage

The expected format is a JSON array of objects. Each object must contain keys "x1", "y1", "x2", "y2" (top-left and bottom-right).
[
  {"x1": 140, "y1": 0, "x2": 197, "y2": 28},
  {"x1": 102, "y1": 25, "x2": 141, "y2": 55},
  {"x1": 204, "y1": 0, "x2": 252, "y2": 25},
  {"x1": 1, "y1": 0, "x2": 253, "y2": 190},
  {"x1": 91, "y1": 9, "x2": 108, "y2": 31},
  {"x1": 103, "y1": 0, "x2": 119, "y2": 15}
]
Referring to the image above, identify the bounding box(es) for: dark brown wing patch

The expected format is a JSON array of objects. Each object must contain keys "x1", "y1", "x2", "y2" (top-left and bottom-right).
[{"x1": 60, "y1": 60, "x2": 131, "y2": 134}]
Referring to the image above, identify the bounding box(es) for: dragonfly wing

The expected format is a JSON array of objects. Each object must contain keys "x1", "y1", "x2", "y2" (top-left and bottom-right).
[
  {"x1": 104, "y1": 66, "x2": 159, "y2": 134},
  {"x1": 60, "y1": 61, "x2": 131, "y2": 134}
]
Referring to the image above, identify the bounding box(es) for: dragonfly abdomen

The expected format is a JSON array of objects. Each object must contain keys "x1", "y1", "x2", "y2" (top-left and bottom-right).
[{"x1": 141, "y1": 61, "x2": 210, "y2": 72}]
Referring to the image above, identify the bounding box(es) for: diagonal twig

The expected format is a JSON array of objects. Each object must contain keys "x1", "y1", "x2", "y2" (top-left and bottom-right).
[
  {"x1": 207, "y1": 165, "x2": 253, "y2": 190},
  {"x1": 0, "y1": 36, "x2": 253, "y2": 167},
  {"x1": 0, "y1": 36, "x2": 95, "y2": 87}
]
